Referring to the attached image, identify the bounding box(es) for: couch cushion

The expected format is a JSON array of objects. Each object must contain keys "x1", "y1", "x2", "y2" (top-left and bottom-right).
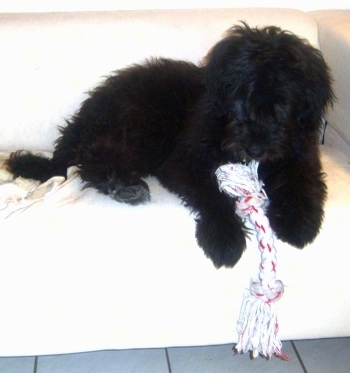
[{"x1": 0, "y1": 144, "x2": 350, "y2": 356}]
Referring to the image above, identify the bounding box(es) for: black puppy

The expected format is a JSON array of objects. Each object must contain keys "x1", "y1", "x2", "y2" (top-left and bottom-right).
[{"x1": 6, "y1": 24, "x2": 334, "y2": 268}]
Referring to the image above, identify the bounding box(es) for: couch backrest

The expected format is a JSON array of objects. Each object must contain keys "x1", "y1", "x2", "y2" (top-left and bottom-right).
[{"x1": 0, "y1": 8, "x2": 318, "y2": 150}]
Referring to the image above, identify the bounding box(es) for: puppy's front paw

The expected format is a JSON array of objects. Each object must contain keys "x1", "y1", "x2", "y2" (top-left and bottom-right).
[
  {"x1": 195, "y1": 215, "x2": 246, "y2": 268},
  {"x1": 267, "y1": 201, "x2": 324, "y2": 248}
]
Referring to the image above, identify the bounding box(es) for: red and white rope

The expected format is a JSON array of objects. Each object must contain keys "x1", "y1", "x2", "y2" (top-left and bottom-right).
[{"x1": 215, "y1": 161, "x2": 289, "y2": 360}]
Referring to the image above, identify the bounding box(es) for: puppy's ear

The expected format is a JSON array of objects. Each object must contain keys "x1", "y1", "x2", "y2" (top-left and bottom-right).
[
  {"x1": 295, "y1": 44, "x2": 335, "y2": 129},
  {"x1": 202, "y1": 26, "x2": 248, "y2": 116}
]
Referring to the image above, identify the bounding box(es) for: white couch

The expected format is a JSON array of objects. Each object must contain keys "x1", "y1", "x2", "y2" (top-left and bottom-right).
[{"x1": 0, "y1": 8, "x2": 349, "y2": 357}]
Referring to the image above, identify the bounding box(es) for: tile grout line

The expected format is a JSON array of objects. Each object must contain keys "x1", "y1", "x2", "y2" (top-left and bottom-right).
[
  {"x1": 291, "y1": 341, "x2": 308, "y2": 373},
  {"x1": 165, "y1": 348, "x2": 173, "y2": 373},
  {"x1": 33, "y1": 356, "x2": 38, "y2": 373}
]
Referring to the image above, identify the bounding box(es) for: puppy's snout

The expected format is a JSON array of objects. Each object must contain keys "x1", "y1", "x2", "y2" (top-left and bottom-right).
[{"x1": 246, "y1": 144, "x2": 264, "y2": 158}]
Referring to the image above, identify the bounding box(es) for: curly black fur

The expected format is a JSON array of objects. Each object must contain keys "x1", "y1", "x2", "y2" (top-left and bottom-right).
[{"x1": 6, "y1": 24, "x2": 334, "y2": 268}]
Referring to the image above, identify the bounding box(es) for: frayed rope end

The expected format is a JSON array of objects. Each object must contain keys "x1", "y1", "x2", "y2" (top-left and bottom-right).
[{"x1": 234, "y1": 292, "x2": 290, "y2": 360}]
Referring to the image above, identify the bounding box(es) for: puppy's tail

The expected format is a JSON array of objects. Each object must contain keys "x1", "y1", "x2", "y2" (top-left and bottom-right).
[{"x1": 5, "y1": 150, "x2": 68, "y2": 183}]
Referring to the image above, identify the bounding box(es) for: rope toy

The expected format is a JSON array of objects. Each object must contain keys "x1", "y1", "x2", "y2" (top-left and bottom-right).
[{"x1": 215, "y1": 161, "x2": 289, "y2": 360}]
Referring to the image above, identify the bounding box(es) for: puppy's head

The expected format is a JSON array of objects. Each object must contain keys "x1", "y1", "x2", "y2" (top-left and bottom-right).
[{"x1": 204, "y1": 23, "x2": 335, "y2": 163}]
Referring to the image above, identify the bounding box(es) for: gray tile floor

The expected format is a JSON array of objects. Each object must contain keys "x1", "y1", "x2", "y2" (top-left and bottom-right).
[{"x1": 1, "y1": 338, "x2": 349, "y2": 372}]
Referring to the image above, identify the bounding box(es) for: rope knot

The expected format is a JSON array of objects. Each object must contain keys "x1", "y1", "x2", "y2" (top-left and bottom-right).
[
  {"x1": 235, "y1": 194, "x2": 267, "y2": 218},
  {"x1": 216, "y1": 161, "x2": 265, "y2": 198},
  {"x1": 250, "y1": 280, "x2": 284, "y2": 304}
]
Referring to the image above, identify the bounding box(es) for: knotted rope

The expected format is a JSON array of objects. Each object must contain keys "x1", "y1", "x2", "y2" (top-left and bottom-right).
[{"x1": 215, "y1": 161, "x2": 289, "y2": 360}]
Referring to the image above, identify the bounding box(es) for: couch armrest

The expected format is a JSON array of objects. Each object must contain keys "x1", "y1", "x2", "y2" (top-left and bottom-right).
[{"x1": 310, "y1": 10, "x2": 350, "y2": 156}]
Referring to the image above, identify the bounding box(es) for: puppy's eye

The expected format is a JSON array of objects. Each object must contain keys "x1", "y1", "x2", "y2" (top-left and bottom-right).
[
  {"x1": 241, "y1": 156, "x2": 249, "y2": 165},
  {"x1": 274, "y1": 103, "x2": 290, "y2": 122}
]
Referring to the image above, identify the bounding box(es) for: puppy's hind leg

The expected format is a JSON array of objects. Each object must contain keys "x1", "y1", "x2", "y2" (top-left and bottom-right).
[
  {"x1": 80, "y1": 165, "x2": 150, "y2": 206},
  {"x1": 102, "y1": 174, "x2": 150, "y2": 205}
]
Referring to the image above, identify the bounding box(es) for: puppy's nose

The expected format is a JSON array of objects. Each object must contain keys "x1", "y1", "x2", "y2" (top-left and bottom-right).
[{"x1": 246, "y1": 145, "x2": 264, "y2": 158}]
